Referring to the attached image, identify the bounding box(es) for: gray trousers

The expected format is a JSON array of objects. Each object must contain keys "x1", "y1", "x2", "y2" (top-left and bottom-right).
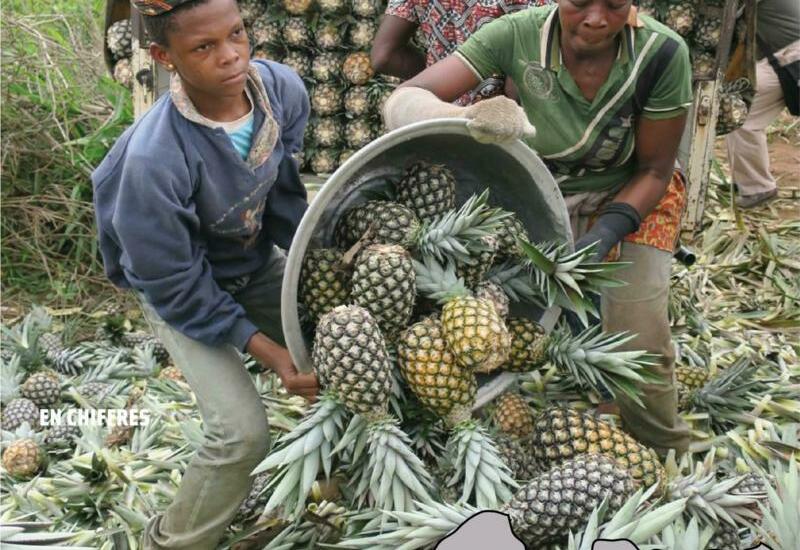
[
  {"x1": 141, "y1": 248, "x2": 286, "y2": 550},
  {"x1": 600, "y1": 243, "x2": 690, "y2": 457}
]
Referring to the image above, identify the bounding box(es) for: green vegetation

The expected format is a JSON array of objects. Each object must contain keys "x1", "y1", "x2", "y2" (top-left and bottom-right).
[{"x1": 1, "y1": 0, "x2": 133, "y2": 314}]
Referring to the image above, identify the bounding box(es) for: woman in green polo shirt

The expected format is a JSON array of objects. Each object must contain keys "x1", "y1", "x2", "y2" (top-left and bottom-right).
[{"x1": 382, "y1": 0, "x2": 693, "y2": 457}]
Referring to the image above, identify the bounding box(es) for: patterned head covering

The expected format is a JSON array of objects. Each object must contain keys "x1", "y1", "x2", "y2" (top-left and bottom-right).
[{"x1": 132, "y1": 0, "x2": 195, "y2": 16}]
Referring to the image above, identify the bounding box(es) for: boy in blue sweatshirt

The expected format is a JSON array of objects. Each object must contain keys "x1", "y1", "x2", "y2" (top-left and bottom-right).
[{"x1": 91, "y1": 0, "x2": 319, "y2": 547}]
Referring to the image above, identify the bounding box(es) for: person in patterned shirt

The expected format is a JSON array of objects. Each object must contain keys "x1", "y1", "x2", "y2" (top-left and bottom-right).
[{"x1": 372, "y1": 0, "x2": 553, "y2": 105}]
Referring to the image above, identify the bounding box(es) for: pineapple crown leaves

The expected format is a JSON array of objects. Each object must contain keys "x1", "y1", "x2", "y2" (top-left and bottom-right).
[
  {"x1": 756, "y1": 457, "x2": 800, "y2": 550},
  {"x1": 412, "y1": 256, "x2": 471, "y2": 304},
  {"x1": 1, "y1": 354, "x2": 24, "y2": 405},
  {"x1": 253, "y1": 393, "x2": 348, "y2": 517},
  {"x1": 688, "y1": 355, "x2": 765, "y2": 427},
  {"x1": 653, "y1": 515, "x2": 715, "y2": 550},
  {"x1": 348, "y1": 416, "x2": 434, "y2": 512},
  {"x1": 0, "y1": 520, "x2": 95, "y2": 549},
  {"x1": 1, "y1": 422, "x2": 45, "y2": 447},
  {"x1": 486, "y1": 261, "x2": 546, "y2": 307},
  {"x1": 567, "y1": 487, "x2": 688, "y2": 550},
  {"x1": 446, "y1": 421, "x2": 519, "y2": 508},
  {"x1": 1, "y1": 307, "x2": 53, "y2": 369},
  {"x1": 416, "y1": 190, "x2": 511, "y2": 265},
  {"x1": 548, "y1": 325, "x2": 663, "y2": 407}
]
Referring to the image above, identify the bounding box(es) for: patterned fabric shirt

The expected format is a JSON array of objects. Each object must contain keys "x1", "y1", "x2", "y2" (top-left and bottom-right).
[{"x1": 385, "y1": 0, "x2": 553, "y2": 105}]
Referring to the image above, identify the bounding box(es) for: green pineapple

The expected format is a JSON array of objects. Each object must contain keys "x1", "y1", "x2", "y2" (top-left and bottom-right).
[
  {"x1": 493, "y1": 211, "x2": 529, "y2": 259},
  {"x1": 693, "y1": 17, "x2": 722, "y2": 52},
  {"x1": 44, "y1": 423, "x2": 81, "y2": 449},
  {"x1": 311, "y1": 52, "x2": 342, "y2": 82},
  {"x1": 454, "y1": 235, "x2": 497, "y2": 289},
  {"x1": 20, "y1": 371, "x2": 61, "y2": 408},
  {"x1": 106, "y1": 19, "x2": 132, "y2": 61},
  {"x1": 283, "y1": 0, "x2": 312, "y2": 15},
  {"x1": 235, "y1": 472, "x2": 270, "y2": 520},
  {"x1": 237, "y1": 0, "x2": 264, "y2": 25},
  {"x1": 350, "y1": 244, "x2": 416, "y2": 340},
  {"x1": 351, "y1": 0, "x2": 380, "y2": 17},
  {"x1": 1, "y1": 398, "x2": 40, "y2": 431},
  {"x1": 338, "y1": 149, "x2": 356, "y2": 165},
  {"x1": 299, "y1": 248, "x2": 351, "y2": 323},
  {"x1": 250, "y1": 18, "x2": 282, "y2": 47},
  {"x1": 395, "y1": 161, "x2": 457, "y2": 225},
  {"x1": 664, "y1": 1, "x2": 696, "y2": 36},
  {"x1": 344, "y1": 119, "x2": 374, "y2": 149},
  {"x1": 716, "y1": 91, "x2": 749, "y2": 136},
  {"x1": 317, "y1": 0, "x2": 346, "y2": 14},
  {"x1": 692, "y1": 50, "x2": 716, "y2": 76}
]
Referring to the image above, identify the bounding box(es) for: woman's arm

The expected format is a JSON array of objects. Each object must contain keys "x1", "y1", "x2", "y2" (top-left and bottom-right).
[
  {"x1": 371, "y1": 15, "x2": 426, "y2": 79},
  {"x1": 399, "y1": 55, "x2": 481, "y2": 102},
  {"x1": 615, "y1": 113, "x2": 688, "y2": 217}
]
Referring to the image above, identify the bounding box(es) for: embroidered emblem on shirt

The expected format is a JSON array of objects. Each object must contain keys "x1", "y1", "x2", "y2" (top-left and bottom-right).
[{"x1": 523, "y1": 62, "x2": 558, "y2": 101}]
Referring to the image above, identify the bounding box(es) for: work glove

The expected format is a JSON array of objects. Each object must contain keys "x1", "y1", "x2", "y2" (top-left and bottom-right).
[
  {"x1": 574, "y1": 202, "x2": 642, "y2": 263},
  {"x1": 383, "y1": 87, "x2": 536, "y2": 144}
]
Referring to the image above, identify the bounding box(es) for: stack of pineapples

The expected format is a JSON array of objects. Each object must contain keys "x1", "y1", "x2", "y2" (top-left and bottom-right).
[
  {"x1": 106, "y1": 19, "x2": 134, "y2": 89},
  {"x1": 637, "y1": 0, "x2": 753, "y2": 135},
  {"x1": 238, "y1": 0, "x2": 396, "y2": 175}
]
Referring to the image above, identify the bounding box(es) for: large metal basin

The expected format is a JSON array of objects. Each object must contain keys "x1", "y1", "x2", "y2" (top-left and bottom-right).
[{"x1": 282, "y1": 119, "x2": 572, "y2": 409}]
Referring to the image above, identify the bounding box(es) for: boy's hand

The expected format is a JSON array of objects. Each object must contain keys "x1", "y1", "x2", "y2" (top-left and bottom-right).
[{"x1": 246, "y1": 332, "x2": 320, "y2": 402}]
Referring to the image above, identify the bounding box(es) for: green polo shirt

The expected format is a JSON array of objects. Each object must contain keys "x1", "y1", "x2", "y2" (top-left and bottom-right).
[{"x1": 455, "y1": 5, "x2": 692, "y2": 194}]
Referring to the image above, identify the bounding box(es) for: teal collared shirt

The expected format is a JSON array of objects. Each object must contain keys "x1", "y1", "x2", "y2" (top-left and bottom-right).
[{"x1": 456, "y1": 5, "x2": 692, "y2": 194}]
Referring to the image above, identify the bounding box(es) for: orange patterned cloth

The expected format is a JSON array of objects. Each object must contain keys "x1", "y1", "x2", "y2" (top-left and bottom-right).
[{"x1": 622, "y1": 170, "x2": 687, "y2": 253}]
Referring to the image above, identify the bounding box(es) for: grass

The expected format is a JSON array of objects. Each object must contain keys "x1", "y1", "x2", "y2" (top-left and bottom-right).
[{"x1": 1, "y1": 0, "x2": 134, "y2": 317}]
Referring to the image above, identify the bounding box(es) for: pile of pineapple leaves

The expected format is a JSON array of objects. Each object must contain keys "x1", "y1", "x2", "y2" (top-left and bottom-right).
[{"x1": 1, "y1": 172, "x2": 797, "y2": 550}]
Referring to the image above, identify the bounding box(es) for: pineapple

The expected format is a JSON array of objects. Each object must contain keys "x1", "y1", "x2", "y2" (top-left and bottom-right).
[
  {"x1": 1, "y1": 398, "x2": 40, "y2": 431},
  {"x1": 397, "y1": 316, "x2": 517, "y2": 507},
  {"x1": 315, "y1": 20, "x2": 345, "y2": 50},
  {"x1": 694, "y1": 17, "x2": 722, "y2": 52},
  {"x1": 283, "y1": 50, "x2": 312, "y2": 79},
  {"x1": 530, "y1": 407, "x2": 664, "y2": 490},
  {"x1": 39, "y1": 331, "x2": 87, "y2": 375},
  {"x1": 2, "y1": 438, "x2": 44, "y2": 478},
  {"x1": 237, "y1": 0, "x2": 265, "y2": 26},
  {"x1": 692, "y1": 50, "x2": 716, "y2": 76},
  {"x1": 283, "y1": 17, "x2": 311, "y2": 48},
  {"x1": 121, "y1": 331, "x2": 170, "y2": 364},
  {"x1": 351, "y1": 0, "x2": 380, "y2": 18},
  {"x1": 250, "y1": 18, "x2": 282, "y2": 47},
  {"x1": 311, "y1": 306, "x2": 433, "y2": 511},
  {"x1": 334, "y1": 190, "x2": 507, "y2": 265},
  {"x1": 283, "y1": 0, "x2": 312, "y2": 15},
  {"x1": 105, "y1": 423, "x2": 133, "y2": 448},
  {"x1": 504, "y1": 317, "x2": 547, "y2": 372},
  {"x1": 717, "y1": 91, "x2": 749, "y2": 136},
  {"x1": 475, "y1": 280, "x2": 510, "y2": 319},
  {"x1": 663, "y1": 1, "x2": 696, "y2": 37},
  {"x1": 395, "y1": 161, "x2": 456, "y2": 225},
  {"x1": 299, "y1": 248, "x2": 351, "y2": 322},
  {"x1": 44, "y1": 424, "x2": 81, "y2": 449},
  {"x1": 158, "y1": 366, "x2": 185, "y2": 382},
  {"x1": 317, "y1": 0, "x2": 346, "y2": 14},
  {"x1": 311, "y1": 117, "x2": 344, "y2": 148},
  {"x1": 113, "y1": 58, "x2": 133, "y2": 88},
  {"x1": 454, "y1": 235, "x2": 497, "y2": 288},
  {"x1": 235, "y1": 472, "x2": 270, "y2": 520},
  {"x1": 76, "y1": 381, "x2": 113, "y2": 404},
  {"x1": 106, "y1": 19, "x2": 132, "y2": 61},
  {"x1": 309, "y1": 149, "x2": 339, "y2": 174},
  {"x1": 311, "y1": 52, "x2": 342, "y2": 82},
  {"x1": 344, "y1": 119, "x2": 374, "y2": 149},
  {"x1": 337, "y1": 454, "x2": 635, "y2": 548},
  {"x1": 20, "y1": 370, "x2": 61, "y2": 408},
  {"x1": 348, "y1": 19, "x2": 377, "y2": 49},
  {"x1": 492, "y1": 392, "x2": 535, "y2": 440},
  {"x1": 494, "y1": 434, "x2": 539, "y2": 481},
  {"x1": 708, "y1": 523, "x2": 742, "y2": 550},
  {"x1": 414, "y1": 256, "x2": 511, "y2": 374},
  {"x1": 494, "y1": 212, "x2": 529, "y2": 259},
  {"x1": 350, "y1": 244, "x2": 416, "y2": 340},
  {"x1": 311, "y1": 84, "x2": 343, "y2": 115},
  {"x1": 675, "y1": 364, "x2": 709, "y2": 408},
  {"x1": 344, "y1": 86, "x2": 370, "y2": 116},
  {"x1": 343, "y1": 52, "x2": 374, "y2": 85},
  {"x1": 338, "y1": 149, "x2": 356, "y2": 165}
]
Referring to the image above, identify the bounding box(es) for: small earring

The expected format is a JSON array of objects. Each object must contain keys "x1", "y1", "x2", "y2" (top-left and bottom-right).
[{"x1": 166, "y1": 64, "x2": 175, "y2": 71}]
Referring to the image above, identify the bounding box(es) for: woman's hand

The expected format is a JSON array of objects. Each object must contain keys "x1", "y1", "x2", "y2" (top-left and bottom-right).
[
  {"x1": 246, "y1": 332, "x2": 319, "y2": 402},
  {"x1": 463, "y1": 96, "x2": 536, "y2": 143}
]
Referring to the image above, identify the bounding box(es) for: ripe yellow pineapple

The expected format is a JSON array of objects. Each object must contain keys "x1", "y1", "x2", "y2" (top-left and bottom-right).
[
  {"x1": 283, "y1": 0, "x2": 312, "y2": 14},
  {"x1": 2, "y1": 438, "x2": 44, "y2": 478},
  {"x1": 492, "y1": 392, "x2": 535, "y2": 440},
  {"x1": 343, "y1": 52, "x2": 374, "y2": 85},
  {"x1": 530, "y1": 407, "x2": 664, "y2": 490}
]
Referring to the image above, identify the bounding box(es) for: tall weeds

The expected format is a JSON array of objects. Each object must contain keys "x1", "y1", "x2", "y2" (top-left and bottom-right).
[{"x1": 1, "y1": 1, "x2": 133, "y2": 310}]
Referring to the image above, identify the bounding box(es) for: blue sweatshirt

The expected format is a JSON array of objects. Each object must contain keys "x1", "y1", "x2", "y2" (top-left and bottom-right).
[{"x1": 92, "y1": 60, "x2": 310, "y2": 351}]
